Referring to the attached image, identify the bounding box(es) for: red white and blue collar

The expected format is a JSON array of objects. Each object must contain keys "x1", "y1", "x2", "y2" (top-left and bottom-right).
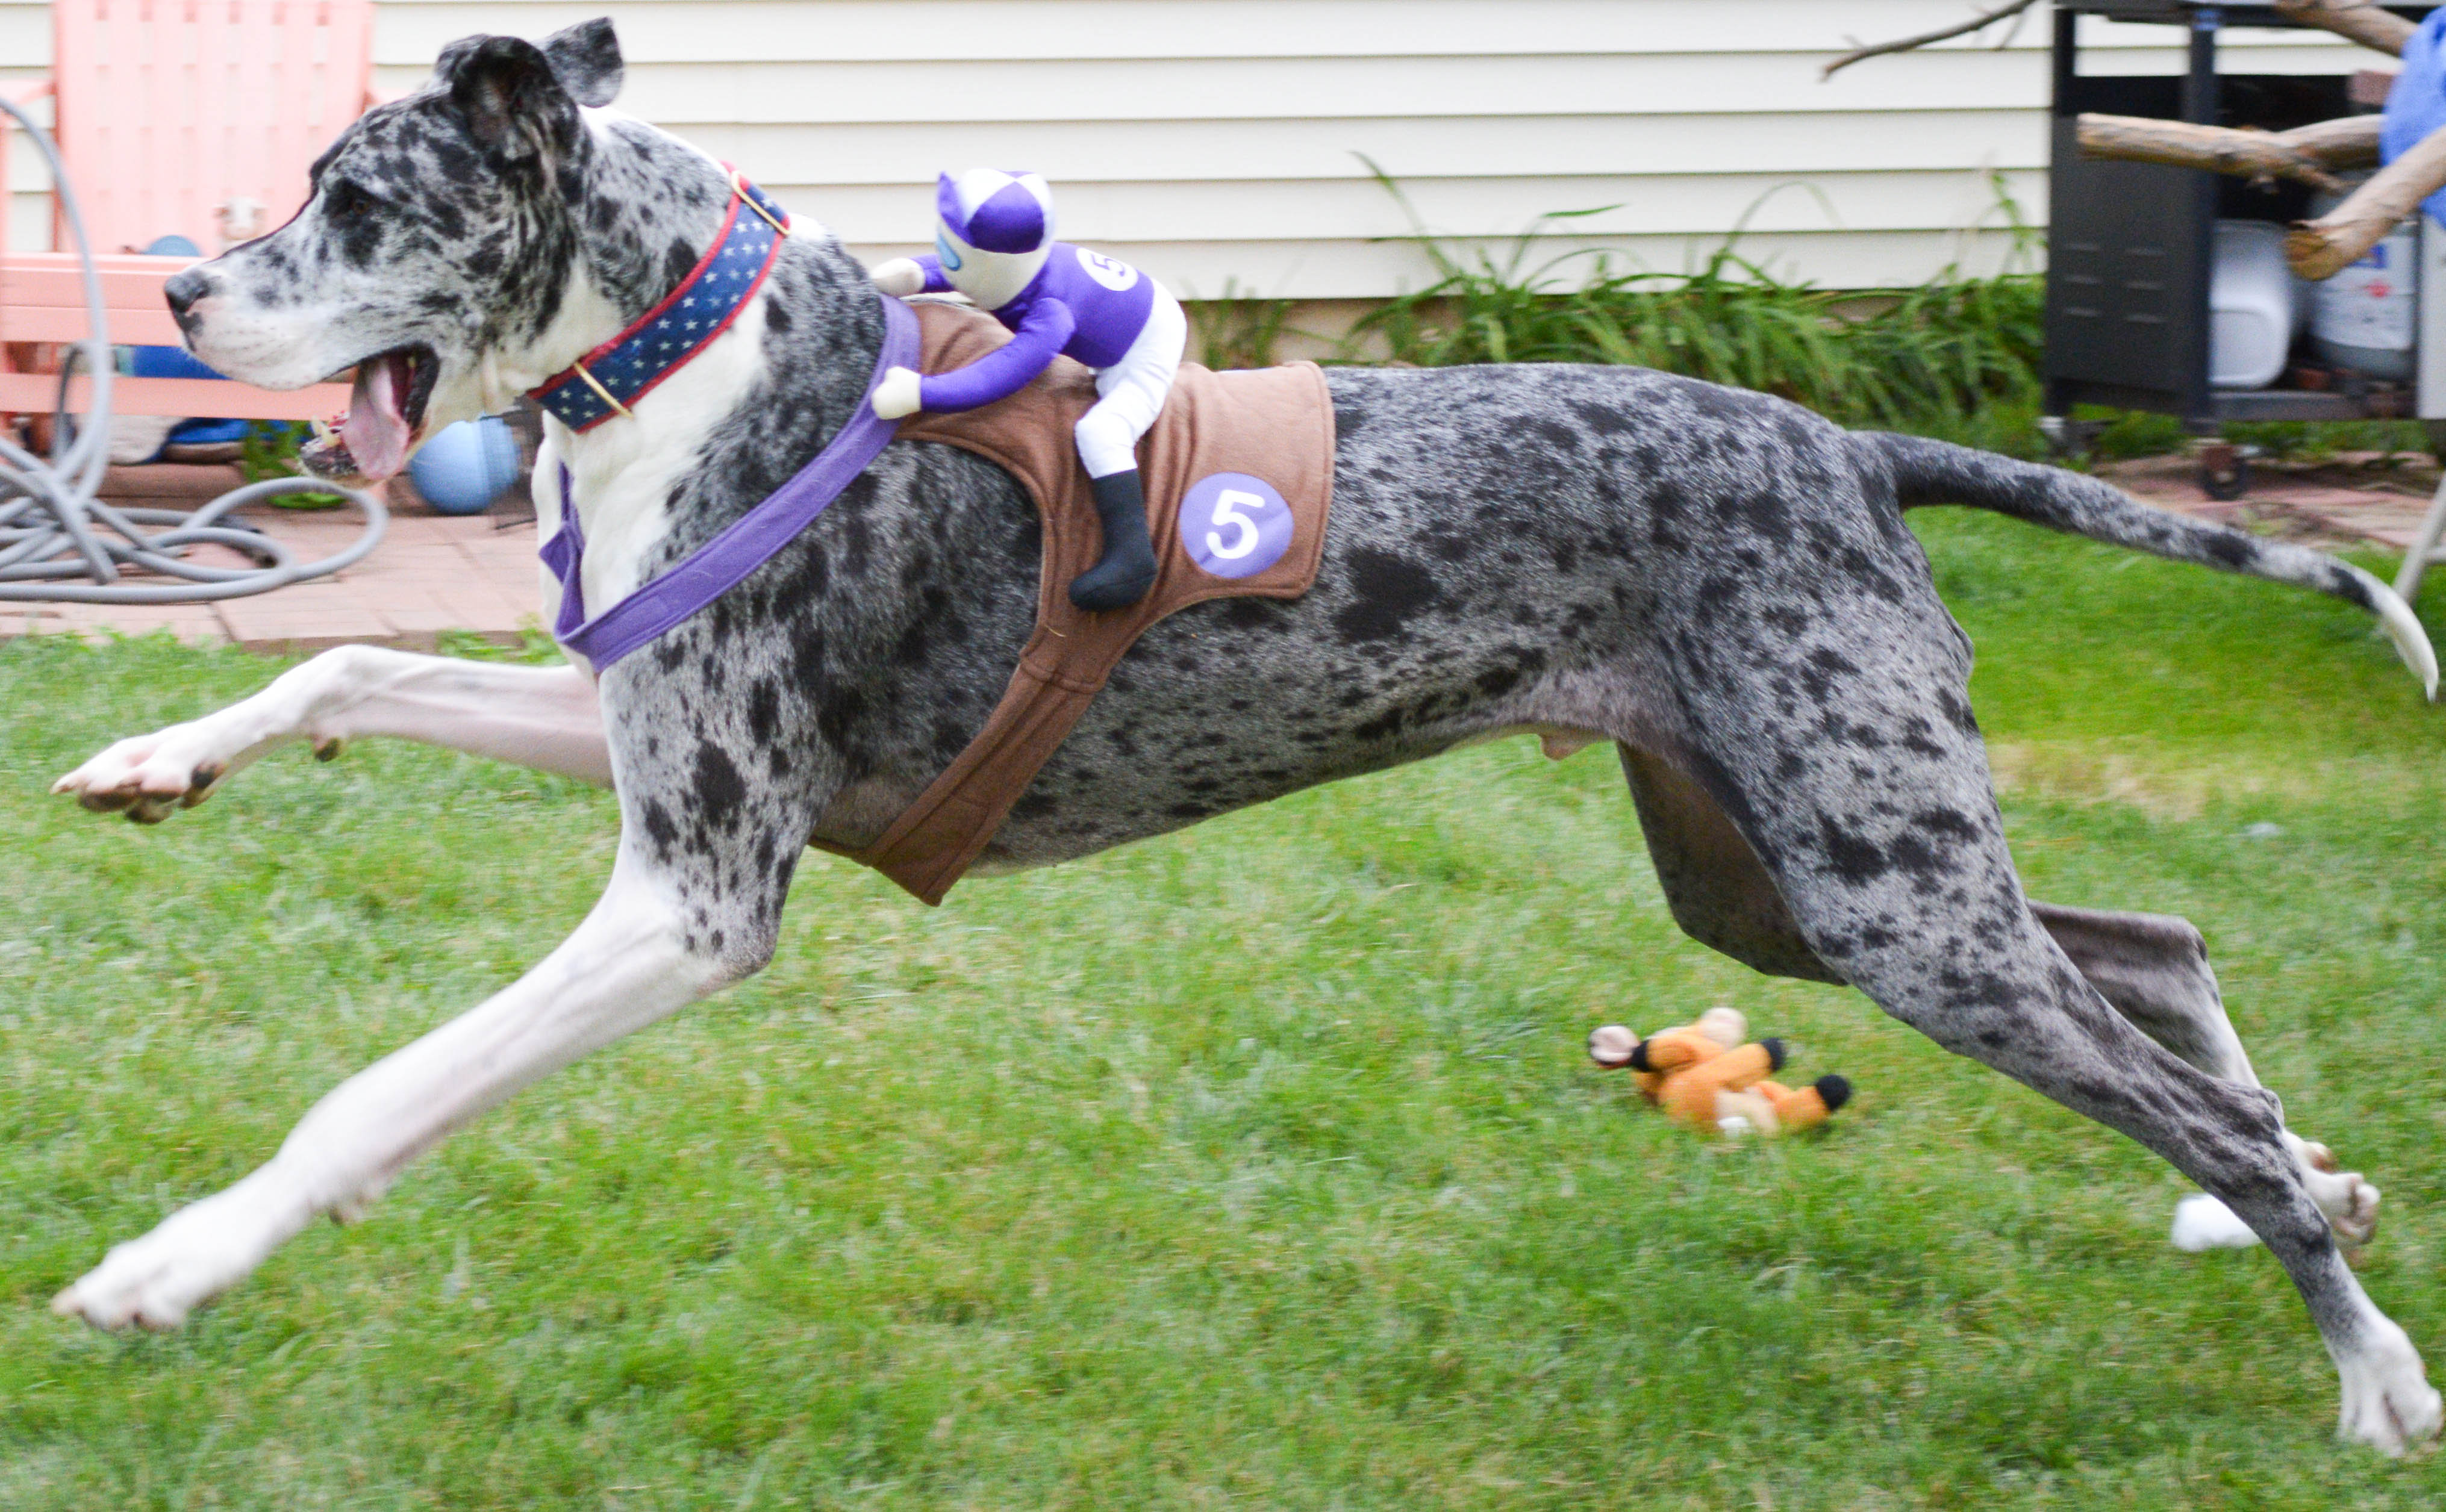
[{"x1": 528, "y1": 169, "x2": 791, "y2": 432}]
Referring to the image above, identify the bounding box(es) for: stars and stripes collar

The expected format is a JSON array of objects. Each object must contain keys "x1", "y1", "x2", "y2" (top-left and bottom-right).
[{"x1": 528, "y1": 169, "x2": 792, "y2": 432}]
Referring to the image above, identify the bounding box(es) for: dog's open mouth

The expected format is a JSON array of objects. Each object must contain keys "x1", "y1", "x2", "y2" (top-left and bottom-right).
[{"x1": 300, "y1": 344, "x2": 438, "y2": 483}]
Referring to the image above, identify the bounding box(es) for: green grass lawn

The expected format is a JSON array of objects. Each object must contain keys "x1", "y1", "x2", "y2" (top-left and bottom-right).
[{"x1": 5, "y1": 510, "x2": 2445, "y2": 1508}]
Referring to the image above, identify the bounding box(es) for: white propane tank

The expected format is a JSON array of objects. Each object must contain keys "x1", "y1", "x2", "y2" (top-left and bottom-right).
[
  {"x1": 2210, "y1": 220, "x2": 2296, "y2": 390},
  {"x1": 2309, "y1": 181, "x2": 2418, "y2": 381}
]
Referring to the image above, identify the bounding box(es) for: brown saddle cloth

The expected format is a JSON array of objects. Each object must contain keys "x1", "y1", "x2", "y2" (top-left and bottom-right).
[{"x1": 817, "y1": 299, "x2": 1335, "y2": 904}]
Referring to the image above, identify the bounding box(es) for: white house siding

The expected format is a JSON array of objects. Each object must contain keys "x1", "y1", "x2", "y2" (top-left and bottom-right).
[{"x1": 1, "y1": 1, "x2": 2371, "y2": 297}]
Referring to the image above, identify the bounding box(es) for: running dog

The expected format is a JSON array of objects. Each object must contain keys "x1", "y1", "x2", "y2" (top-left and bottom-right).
[{"x1": 46, "y1": 20, "x2": 2446, "y2": 1454}]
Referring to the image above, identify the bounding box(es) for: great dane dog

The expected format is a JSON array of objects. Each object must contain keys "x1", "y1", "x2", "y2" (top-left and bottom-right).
[{"x1": 43, "y1": 20, "x2": 2446, "y2": 1452}]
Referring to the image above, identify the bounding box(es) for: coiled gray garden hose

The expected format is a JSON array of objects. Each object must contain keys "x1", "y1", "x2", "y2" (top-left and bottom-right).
[{"x1": 0, "y1": 95, "x2": 384, "y2": 603}]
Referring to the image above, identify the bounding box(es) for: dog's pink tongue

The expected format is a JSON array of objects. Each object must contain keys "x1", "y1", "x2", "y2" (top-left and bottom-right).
[{"x1": 340, "y1": 354, "x2": 411, "y2": 481}]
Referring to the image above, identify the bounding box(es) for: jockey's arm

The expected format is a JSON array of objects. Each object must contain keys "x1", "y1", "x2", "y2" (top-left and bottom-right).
[{"x1": 914, "y1": 298, "x2": 1078, "y2": 413}]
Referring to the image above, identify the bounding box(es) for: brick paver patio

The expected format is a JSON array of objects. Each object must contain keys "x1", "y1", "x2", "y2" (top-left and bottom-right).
[
  {"x1": 2, "y1": 463, "x2": 540, "y2": 653},
  {"x1": 2097, "y1": 452, "x2": 2441, "y2": 556}
]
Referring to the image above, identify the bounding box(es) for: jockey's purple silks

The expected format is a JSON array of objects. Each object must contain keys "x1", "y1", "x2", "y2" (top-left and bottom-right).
[{"x1": 901, "y1": 243, "x2": 1159, "y2": 414}]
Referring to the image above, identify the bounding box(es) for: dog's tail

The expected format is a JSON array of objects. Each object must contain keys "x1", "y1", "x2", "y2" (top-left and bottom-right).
[{"x1": 1856, "y1": 431, "x2": 2438, "y2": 700}]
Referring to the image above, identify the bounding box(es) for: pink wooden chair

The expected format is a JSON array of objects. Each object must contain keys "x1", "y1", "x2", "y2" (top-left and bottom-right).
[{"x1": 0, "y1": 0, "x2": 387, "y2": 422}]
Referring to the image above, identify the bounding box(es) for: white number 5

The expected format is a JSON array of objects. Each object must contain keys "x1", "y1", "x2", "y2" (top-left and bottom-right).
[{"x1": 1206, "y1": 489, "x2": 1264, "y2": 560}]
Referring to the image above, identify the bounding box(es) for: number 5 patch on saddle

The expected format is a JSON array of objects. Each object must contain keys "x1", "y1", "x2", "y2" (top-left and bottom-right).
[{"x1": 833, "y1": 299, "x2": 1335, "y2": 904}]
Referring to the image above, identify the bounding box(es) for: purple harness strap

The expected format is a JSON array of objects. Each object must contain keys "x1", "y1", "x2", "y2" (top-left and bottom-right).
[{"x1": 541, "y1": 294, "x2": 919, "y2": 671}]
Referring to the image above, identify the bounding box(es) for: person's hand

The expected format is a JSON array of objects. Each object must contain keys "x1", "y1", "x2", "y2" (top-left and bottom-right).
[
  {"x1": 870, "y1": 367, "x2": 924, "y2": 419},
  {"x1": 869, "y1": 258, "x2": 925, "y2": 297}
]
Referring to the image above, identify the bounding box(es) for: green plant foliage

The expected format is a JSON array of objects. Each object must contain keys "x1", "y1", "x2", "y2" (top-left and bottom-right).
[
  {"x1": 1187, "y1": 279, "x2": 1300, "y2": 371},
  {"x1": 435, "y1": 623, "x2": 567, "y2": 665},
  {"x1": 2224, "y1": 418, "x2": 2436, "y2": 463},
  {"x1": 1346, "y1": 167, "x2": 2047, "y2": 455},
  {"x1": 237, "y1": 421, "x2": 345, "y2": 510},
  {"x1": 2078, "y1": 408, "x2": 2438, "y2": 466}
]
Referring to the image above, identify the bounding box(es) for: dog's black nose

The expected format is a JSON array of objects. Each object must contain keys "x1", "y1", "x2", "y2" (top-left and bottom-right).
[{"x1": 163, "y1": 269, "x2": 211, "y2": 330}]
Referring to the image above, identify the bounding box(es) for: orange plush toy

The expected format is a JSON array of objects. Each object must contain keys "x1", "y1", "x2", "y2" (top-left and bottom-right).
[{"x1": 1586, "y1": 1007, "x2": 1851, "y2": 1137}]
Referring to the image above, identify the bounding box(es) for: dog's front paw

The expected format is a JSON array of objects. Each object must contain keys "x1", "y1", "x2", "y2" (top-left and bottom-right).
[
  {"x1": 52, "y1": 1172, "x2": 307, "y2": 1330},
  {"x1": 2295, "y1": 1140, "x2": 2383, "y2": 1250},
  {"x1": 53, "y1": 724, "x2": 246, "y2": 823},
  {"x1": 2317, "y1": 1170, "x2": 2383, "y2": 1251}
]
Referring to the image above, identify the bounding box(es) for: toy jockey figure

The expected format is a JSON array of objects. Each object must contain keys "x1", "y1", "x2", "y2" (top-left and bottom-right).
[{"x1": 869, "y1": 169, "x2": 1185, "y2": 611}]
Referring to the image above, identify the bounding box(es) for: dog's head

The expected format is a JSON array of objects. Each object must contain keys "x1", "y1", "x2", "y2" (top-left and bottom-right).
[{"x1": 166, "y1": 19, "x2": 656, "y2": 481}]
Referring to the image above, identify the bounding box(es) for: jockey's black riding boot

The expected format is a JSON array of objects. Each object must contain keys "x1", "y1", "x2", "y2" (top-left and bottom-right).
[{"x1": 1068, "y1": 468, "x2": 1158, "y2": 611}]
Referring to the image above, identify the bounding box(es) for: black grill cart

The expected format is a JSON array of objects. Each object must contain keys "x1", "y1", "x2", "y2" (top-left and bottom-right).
[{"x1": 2044, "y1": 1, "x2": 2444, "y2": 495}]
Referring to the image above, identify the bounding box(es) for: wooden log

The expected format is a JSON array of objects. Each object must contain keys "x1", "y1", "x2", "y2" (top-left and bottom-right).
[
  {"x1": 2273, "y1": 0, "x2": 2416, "y2": 58},
  {"x1": 2076, "y1": 112, "x2": 2377, "y2": 191},
  {"x1": 2284, "y1": 113, "x2": 2391, "y2": 169},
  {"x1": 2286, "y1": 121, "x2": 2446, "y2": 279}
]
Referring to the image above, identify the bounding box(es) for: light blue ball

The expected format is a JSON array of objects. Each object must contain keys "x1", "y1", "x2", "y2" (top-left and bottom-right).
[{"x1": 410, "y1": 415, "x2": 523, "y2": 516}]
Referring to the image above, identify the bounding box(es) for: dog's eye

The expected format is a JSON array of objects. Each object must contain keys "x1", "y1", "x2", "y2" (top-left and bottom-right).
[{"x1": 325, "y1": 182, "x2": 372, "y2": 219}]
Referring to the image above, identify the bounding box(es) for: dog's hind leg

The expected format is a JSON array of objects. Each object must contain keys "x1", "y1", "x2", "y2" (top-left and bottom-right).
[
  {"x1": 2030, "y1": 902, "x2": 2381, "y2": 1253},
  {"x1": 1619, "y1": 744, "x2": 1849, "y2": 984},
  {"x1": 1652, "y1": 590, "x2": 2437, "y2": 1451},
  {"x1": 1620, "y1": 748, "x2": 2382, "y2": 1252},
  {"x1": 55, "y1": 644, "x2": 611, "y2": 821}
]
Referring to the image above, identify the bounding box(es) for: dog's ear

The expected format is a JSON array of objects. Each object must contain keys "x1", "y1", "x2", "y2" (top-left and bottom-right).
[
  {"x1": 436, "y1": 34, "x2": 581, "y2": 164},
  {"x1": 541, "y1": 19, "x2": 624, "y2": 110}
]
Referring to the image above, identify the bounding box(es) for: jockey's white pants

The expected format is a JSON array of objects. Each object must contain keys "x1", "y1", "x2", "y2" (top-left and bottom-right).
[{"x1": 1075, "y1": 285, "x2": 1187, "y2": 480}]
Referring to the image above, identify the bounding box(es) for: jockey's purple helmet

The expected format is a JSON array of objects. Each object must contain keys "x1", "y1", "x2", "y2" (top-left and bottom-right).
[{"x1": 936, "y1": 169, "x2": 1055, "y2": 255}]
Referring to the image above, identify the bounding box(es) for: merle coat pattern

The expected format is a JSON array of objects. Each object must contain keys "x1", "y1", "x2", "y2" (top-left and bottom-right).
[{"x1": 48, "y1": 20, "x2": 2446, "y2": 1453}]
